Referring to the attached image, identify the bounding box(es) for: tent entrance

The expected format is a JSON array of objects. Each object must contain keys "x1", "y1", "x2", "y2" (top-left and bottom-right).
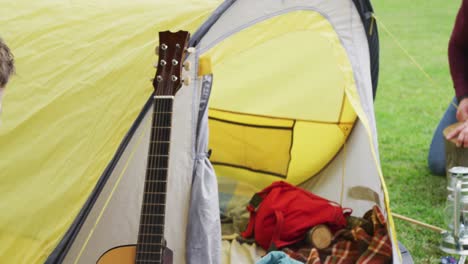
[{"x1": 203, "y1": 10, "x2": 358, "y2": 187}]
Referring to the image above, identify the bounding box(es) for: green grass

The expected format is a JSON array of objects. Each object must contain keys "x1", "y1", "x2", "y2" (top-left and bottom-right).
[{"x1": 372, "y1": 1, "x2": 461, "y2": 263}]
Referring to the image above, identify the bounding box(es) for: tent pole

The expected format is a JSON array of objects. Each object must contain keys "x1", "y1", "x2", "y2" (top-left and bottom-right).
[{"x1": 392, "y1": 213, "x2": 445, "y2": 233}]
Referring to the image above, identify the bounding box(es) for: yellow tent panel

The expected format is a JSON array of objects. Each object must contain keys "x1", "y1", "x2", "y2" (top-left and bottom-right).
[
  {"x1": 0, "y1": 1, "x2": 219, "y2": 262},
  {"x1": 206, "y1": 11, "x2": 357, "y2": 186}
]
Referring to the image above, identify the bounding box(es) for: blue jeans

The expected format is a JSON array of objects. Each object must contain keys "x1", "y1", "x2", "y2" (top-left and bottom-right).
[{"x1": 428, "y1": 97, "x2": 458, "y2": 175}]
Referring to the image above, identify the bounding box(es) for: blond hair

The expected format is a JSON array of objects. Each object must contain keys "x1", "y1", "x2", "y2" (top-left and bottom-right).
[{"x1": 0, "y1": 38, "x2": 15, "y2": 88}]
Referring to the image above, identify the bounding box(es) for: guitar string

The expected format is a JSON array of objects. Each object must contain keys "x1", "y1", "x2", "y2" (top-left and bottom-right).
[
  {"x1": 156, "y1": 39, "x2": 183, "y2": 263},
  {"x1": 139, "y1": 43, "x2": 167, "y2": 263},
  {"x1": 143, "y1": 94, "x2": 165, "y2": 262},
  {"x1": 150, "y1": 40, "x2": 178, "y2": 263},
  {"x1": 151, "y1": 39, "x2": 173, "y2": 263},
  {"x1": 149, "y1": 74, "x2": 166, "y2": 263},
  {"x1": 152, "y1": 97, "x2": 165, "y2": 263},
  {"x1": 138, "y1": 96, "x2": 157, "y2": 262},
  {"x1": 153, "y1": 97, "x2": 167, "y2": 264},
  {"x1": 153, "y1": 41, "x2": 180, "y2": 263},
  {"x1": 140, "y1": 36, "x2": 184, "y2": 263},
  {"x1": 149, "y1": 98, "x2": 161, "y2": 262}
]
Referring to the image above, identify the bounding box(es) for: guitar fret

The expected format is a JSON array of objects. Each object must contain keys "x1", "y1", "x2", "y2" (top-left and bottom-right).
[
  {"x1": 140, "y1": 213, "x2": 165, "y2": 216},
  {"x1": 146, "y1": 170, "x2": 167, "y2": 177},
  {"x1": 144, "y1": 179, "x2": 166, "y2": 185},
  {"x1": 143, "y1": 197, "x2": 166, "y2": 203},
  {"x1": 152, "y1": 112, "x2": 172, "y2": 127},
  {"x1": 138, "y1": 242, "x2": 164, "y2": 246},
  {"x1": 142, "y1": 194, "x2": 166, "y2": 201},
  {"x1": 144, "y1": 180, "x2": 167, "y2": 186},
  {"x1": 143, "y1": 195, "x2": 166, "y2": 204},
  {"x1": 148, "y1": 142, "x2": 169, "y2": 155},
  {"x1": 147, "y1": 156, "x2": 168, "y2": 166},
  {"x1": 146, "y1": 180, "x2": 167, "y2": 183},
  {"x1": 142, "y1": 203, "x2": 166, "y2": 213},
  {"x1": 139, "y1": 222, "x2": 164, "y2": 233},
  {"x1": 150, "y1": 129, "x2": 171, "y2": 142},
  {"x1": 144, "y1": 190, "x2": 167, "y2": 196},
  {"x1": 142, "y1": 198, "x2": 166, "y2": 204}
]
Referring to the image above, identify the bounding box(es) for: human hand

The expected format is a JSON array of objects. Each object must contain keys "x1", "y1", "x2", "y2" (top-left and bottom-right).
[
  {"x1": 446, "y1": 121, "x2": 468, "y2": 148},
  {"x1": 456, "y1": 98, "x2": 468, "y2": 122}
]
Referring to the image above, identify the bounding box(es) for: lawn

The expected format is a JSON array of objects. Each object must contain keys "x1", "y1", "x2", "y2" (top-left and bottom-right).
[{"x1": 372, "y1": 0, "x2": 461, "y2": 263}]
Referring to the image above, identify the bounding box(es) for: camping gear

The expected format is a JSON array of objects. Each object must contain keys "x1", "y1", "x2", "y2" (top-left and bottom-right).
[
  {"x1": 241, "y1": 181, "x2": 349, "y2": 251},
  {"x1": 283, "y1": 206, "x2": 393, "y2": 264},
  {"x1": 391, "y1": 213, "x2": 444, "y2": 233},
  {"x1": 0, "y1": 0, "x2": 414, "y2": 263},
  {"x1": 440, "y1": 167, "x2": 468, "y2": 259},
  {"x1": 305, "y1": 225, "x2": 333, "y2": 250}
]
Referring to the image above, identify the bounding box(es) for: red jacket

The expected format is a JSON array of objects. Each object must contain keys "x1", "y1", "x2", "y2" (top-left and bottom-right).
[{"x1": 450, "y1": 0, "x2": 468, "y2": 100}]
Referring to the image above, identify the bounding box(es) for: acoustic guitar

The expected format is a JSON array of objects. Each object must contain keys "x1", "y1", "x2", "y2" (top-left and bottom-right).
[{"x1": 97, "y1": 30, "x2": 191, "y2": 264}]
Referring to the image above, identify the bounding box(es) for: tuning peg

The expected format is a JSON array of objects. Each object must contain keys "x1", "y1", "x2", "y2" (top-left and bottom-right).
[
  {"x1": 183, "y1": 78, "x2": 191, "y2": 86},
  {"x1": 155, "y1": 44, "x2": 168, "y2": 55},
  {"x1": 171, "y1": 75, "x2": 178, "y2": 82},
  {"x1": 186, "y1": 47, "x2": 196, "y2": 54},
  {"x1": 183, "y1": 61, "x2": 191, "y2": 71},
  {"x1": 171, "y1": 59, "x2": 179, "y2": 66}
]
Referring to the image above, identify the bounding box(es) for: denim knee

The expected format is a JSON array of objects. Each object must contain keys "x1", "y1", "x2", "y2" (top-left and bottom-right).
[{"x1": 428, "y1": 157, "x2": 446, "y2": 176}]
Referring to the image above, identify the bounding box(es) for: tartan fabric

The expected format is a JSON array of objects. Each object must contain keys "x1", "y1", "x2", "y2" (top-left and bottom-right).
[{"x1": 283, "y1": 206, "x2": 392, "y2": 264}]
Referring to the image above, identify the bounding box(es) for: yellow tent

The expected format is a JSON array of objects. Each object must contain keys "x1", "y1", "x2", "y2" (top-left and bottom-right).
[{"x1": 0, "y1": 0, "x2": 410, "y2": 263}]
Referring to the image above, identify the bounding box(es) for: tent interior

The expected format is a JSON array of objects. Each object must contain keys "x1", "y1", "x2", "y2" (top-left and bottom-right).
[{"x1": 0, "y1": 0, "x2": 412, "y2": 263}]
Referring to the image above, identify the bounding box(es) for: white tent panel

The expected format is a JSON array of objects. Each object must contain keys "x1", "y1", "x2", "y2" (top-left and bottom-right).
[{"x1": 63, "y1": 53, "x2": 201, "y2": 264}]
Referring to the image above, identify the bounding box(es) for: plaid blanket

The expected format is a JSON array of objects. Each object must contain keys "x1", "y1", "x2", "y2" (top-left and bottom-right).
[{"x1": 283, "y1": 206, "x2": 392, "y2": 264}]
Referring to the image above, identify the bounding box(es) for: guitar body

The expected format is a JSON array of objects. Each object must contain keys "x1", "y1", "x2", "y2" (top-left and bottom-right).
[{"x1": 97, "y1": 245, "x2": 173, "y2": 264}]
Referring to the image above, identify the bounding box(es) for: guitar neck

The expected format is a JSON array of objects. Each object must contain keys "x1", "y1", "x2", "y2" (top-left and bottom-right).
[{"x1": 136, "y1": 96, "x2": 174, "y2": 264}]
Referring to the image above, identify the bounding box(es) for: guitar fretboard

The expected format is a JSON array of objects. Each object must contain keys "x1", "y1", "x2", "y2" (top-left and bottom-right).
[{"x1": 136, "y1": 96, "x2": 173, "y2": 264}]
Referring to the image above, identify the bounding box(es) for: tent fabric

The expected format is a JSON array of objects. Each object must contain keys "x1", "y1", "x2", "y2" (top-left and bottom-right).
[
  {"x1": 201, "y1": 10, "x2": 358, "y2": 186},
  {"x1": 0, "y1": 0, "x2": 402, "y2": 263},
  {"x1": 52, "y1": 49, "x2": 216, "y2": 264},
  {"x1": 0, "y1": 1, "x2": 221, "y2": 263},
  {"x1": 186, "y1": 74, "x2": 222, "y2": 264},
  {"x1": 196, "y1": 0, "x2": 385, "y2": 210},
  {"x1": 352, "y1": 0, "x2": 380, "y2": 99},
  {"x1": 194, "y1": 0, "x2": 398, "y2": 261}
]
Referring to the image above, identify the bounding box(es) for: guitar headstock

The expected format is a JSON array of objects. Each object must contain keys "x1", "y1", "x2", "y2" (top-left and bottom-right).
[{"x1": 152, "y1": 30, "x2": 191, "y2": 96}]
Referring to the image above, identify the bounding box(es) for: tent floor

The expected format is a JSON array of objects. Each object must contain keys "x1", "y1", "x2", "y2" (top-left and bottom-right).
[{"x1": 399, "y1": 242, "x2": 414, "y2": 264}]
